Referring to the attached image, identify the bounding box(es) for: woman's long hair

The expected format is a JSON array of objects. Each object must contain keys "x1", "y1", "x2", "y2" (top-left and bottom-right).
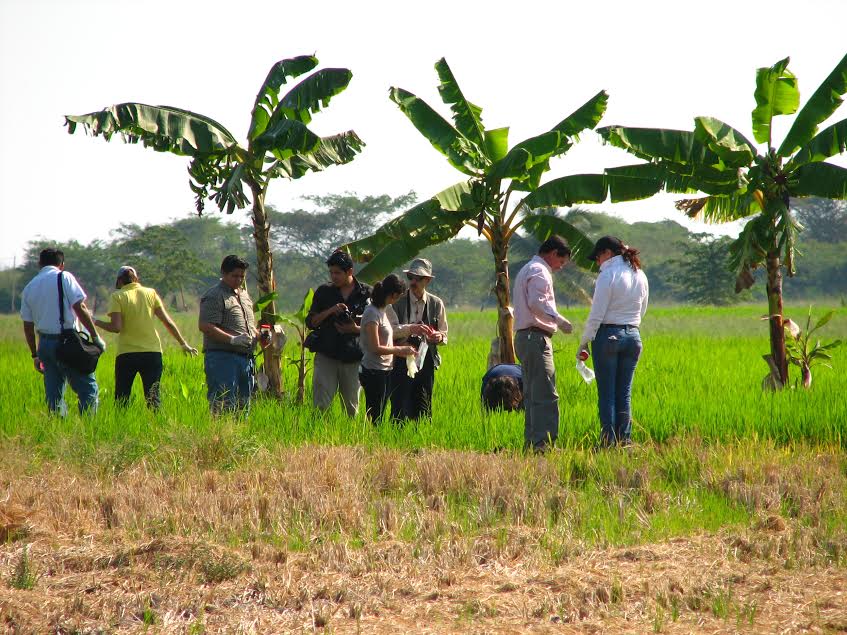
[
  {"x1": 371, "y1": 273, "x2": 406, "y2": 308},
  {"x1": 602, "y1": 237, "x2": 642, "y2": 271}
]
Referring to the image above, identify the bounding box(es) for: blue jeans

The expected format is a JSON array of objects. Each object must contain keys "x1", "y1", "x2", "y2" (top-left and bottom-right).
[
  {"x1": 38, "y1": 336, "x2": 99, "y2": 415},
  {"x1": 204, "y1": 350, "x2": 254, "y2": 414},
  {"x1": 592, "y1": 325, "x2": 642, "y2": 446}
]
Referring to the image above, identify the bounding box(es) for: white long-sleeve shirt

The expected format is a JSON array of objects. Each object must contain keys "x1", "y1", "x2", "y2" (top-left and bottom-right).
[{"x1": 579, "y1": 255, "x2": 649, "y2": 347}]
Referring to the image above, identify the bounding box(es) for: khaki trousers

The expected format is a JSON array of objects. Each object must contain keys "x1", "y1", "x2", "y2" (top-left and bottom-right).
[
  {"x1": 312, "y1": 352, "x2": 360, "y2": 416},
  {"x1": 514, "y1": 329, "x2": 559, "y2": 450}
]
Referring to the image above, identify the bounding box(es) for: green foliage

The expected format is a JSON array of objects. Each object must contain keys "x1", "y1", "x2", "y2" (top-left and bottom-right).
[
  {"x1": 8, "y1": 546, "x2": 37, "y2": 590},
  {"x1": 345, "y1": 58, "x2": 606, "y2": 284},
  {"x1": 65, "y1": 55, "x2": 364, "y2": 216},
  {"x1": 784, "y1": 306, "x2": 844, "y2": 387},
  {"x1": 666, "y1": 235, "x2": 743, "y2": 306},
  {"x1": 791, "y1": 198, "x2": 847, "y2": 243},
  {"x1": 268, "y1": 192, "x2": 417, "y2": 261},
  {"x1": 597, "y1": 53, "x2": 847, "y2": 292}
]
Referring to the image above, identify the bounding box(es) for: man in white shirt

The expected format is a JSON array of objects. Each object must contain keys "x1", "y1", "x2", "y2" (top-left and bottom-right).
[
  {"x1": 20, "y1": 248, "x2": 105, "y2": 415},
  {"x1": 512, "y1": 236, "x2": 574, "y2": 453}
]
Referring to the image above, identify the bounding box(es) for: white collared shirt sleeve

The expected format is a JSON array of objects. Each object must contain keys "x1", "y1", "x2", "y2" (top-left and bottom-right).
[
  {"x1": 640, "y1": 272, "x2": 649, "y2": 318},
  {"x1": 580, "y1": 269, "x2": 613, "y2": 347},
  {"x1": 62, "y1": 272, "x2": 86, "y2": 307}
]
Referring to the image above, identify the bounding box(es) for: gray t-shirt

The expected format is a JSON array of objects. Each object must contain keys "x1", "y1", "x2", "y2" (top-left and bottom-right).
[{"x1": 359, "y1": 304, "x2": 393, "y2": 371}]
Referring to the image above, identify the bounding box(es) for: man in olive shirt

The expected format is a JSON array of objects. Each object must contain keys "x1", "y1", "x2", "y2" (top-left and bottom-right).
[{"x1": 198, "y1": 255, "x2": 257, "y2": 413}]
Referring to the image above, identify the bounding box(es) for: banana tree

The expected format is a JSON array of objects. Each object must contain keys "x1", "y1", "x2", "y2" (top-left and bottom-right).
[
  {"x1": 65, "y1": 55, "x2": 364, "y2": 396},
  {"x1": 342, "y1": 58, "x2": 610, "y2": 364},
  {"x1": 596, "y1": 53, "x2": 847, "y2": 388}
]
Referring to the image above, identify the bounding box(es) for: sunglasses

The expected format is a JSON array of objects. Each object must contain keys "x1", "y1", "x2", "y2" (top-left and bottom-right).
[{"x1": 406, "y1": 274, "x2": 427, "y2": 282}]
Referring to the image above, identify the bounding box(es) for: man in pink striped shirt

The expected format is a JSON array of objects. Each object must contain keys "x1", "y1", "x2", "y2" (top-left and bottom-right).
[{"x1": 512, "y1": 235, "x2": 574, "y2": 452}]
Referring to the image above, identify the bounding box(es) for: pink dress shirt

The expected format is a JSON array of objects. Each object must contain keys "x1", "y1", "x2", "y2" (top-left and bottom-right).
[{"x1": 512, "y1": 255, "x2": 568, "y2": 334}]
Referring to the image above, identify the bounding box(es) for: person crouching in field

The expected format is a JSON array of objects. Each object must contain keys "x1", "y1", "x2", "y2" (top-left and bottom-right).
[
  {"x1": 481, "y1": 363, "x2": 523, "y2": 411},
  {"x1": 305, "y1": 250, "x2": 372, "y2": 417},
  {"x1": 358, "y1": 274, "x2": 417, "y2": 422},
  {"x1": 20, "y1": 248, "x2": 105, "y2": 415},
  {"x1": 94, "y1": 266, "x2": 197, "y2": 409},
  {"x1": 577, "y1": 236, "x2": 649, "y2": 448},
  {"x1": 387, "y1": 258, "x2": 446, "y2": 422},
  {"x1": 198, "y1": 255, "x2": 257, "y2": 414}
]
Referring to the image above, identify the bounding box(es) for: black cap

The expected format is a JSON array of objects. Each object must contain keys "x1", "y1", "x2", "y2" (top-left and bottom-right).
[{"x1": 587, "y1": 236, "x2": 624, "y2": 262}]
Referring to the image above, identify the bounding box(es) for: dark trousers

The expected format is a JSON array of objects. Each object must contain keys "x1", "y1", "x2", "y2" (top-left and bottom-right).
[
  {"x1": 115, "y1": 352, "x2": 163, "y2": 408},
  {"x1": 389, "y1": 352, "x2": 435, "y2": 422},
  {"x1": 359, "y1": 367, "x2": 391, "y2": 422}
]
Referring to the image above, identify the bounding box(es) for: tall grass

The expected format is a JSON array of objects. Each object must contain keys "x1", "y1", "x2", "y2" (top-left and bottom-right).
[{"x1": 0, "y1": 305, "x2": 844, "y2": 466}]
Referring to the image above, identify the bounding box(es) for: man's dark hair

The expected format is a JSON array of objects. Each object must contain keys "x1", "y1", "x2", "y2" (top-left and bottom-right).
[
  {"x1": 38, "y1": 248, "x2": 64, "y2": 268},
  {"x1": 482, "y1": 376, "x2": 524, "y2": 411},
  {"x1": 326, "y1": 250, "x2": 354, "y2": 272},
  {"x1": 538, "y1": 235, "x2": 571, "y2": 258},
  {"x1": 220, "y1": 255, "x2": 249, "y2": 274}
]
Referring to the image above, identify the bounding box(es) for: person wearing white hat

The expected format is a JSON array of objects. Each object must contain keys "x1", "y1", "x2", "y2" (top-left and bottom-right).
[
  {"x1": 95, "y1": 264, "x2": 197, "y2": 408},
  {"x1": 387, "y1": 257, "x2": 448, "y2": 421}
]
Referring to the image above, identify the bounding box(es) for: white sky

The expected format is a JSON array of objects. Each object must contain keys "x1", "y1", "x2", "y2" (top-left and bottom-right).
[{"x1": 1, "y1": 0, "x2": 846, "y2": 267}]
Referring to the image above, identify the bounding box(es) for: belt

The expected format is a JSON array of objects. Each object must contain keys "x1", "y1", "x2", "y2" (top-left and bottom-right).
[
  {"x1": 205, "y1": 349, "x2": 253, "y2": 359},
  {"x1": 600, "y1": 323, "x2": 639, "y2": 330},
  {"x1": 517, "y1": 326, "x2": 554, "y2": 338},
  {"x1": 38, "y1": 332, "x2": 61, "y2": 339}
]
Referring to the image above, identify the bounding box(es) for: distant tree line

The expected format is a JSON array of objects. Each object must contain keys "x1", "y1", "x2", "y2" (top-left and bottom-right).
[{"x1": 2, "y1": 196, "x2": 845, "y2": 314}]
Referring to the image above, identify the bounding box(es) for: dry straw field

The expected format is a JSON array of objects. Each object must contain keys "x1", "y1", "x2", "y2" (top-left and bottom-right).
[{"x1": 1, "y1": 308, "x2": 846, "y2": 633}]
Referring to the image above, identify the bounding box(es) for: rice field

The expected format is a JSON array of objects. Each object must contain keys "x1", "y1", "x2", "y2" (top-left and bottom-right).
[
  {"x1": 1, "y1": 306, "x2": 846, "y2": 632},
  {"x1": 0, "y1": 305, "x2": 844, "y2": 460}
]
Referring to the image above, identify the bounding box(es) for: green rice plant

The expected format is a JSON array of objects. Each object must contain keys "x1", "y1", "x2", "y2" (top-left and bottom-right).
[{"x1": 8, "y1": 545, "x2": 37, "y2": 590}]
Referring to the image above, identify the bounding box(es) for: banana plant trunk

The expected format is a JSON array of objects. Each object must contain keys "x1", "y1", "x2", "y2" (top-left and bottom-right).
[
  {"x1": 250, "y1": 184, "x2": 283, "y2": 397},
  {"x1": 766, "y1": 252, "x2": 789, "y2": 387},
  {"x1": 491, "y1": 228, "x2": 516, "y2": 365}
]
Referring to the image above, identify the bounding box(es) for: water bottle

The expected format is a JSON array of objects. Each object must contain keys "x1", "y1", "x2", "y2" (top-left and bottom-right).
[{"x1": 576, "y1": 360, "x2": 595, "y2": 383}]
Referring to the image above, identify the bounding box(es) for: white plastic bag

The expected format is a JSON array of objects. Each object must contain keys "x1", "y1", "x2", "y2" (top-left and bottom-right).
[
  {"x1": 576, "y1": 360, "x2": 595, "y2": 384},
  {"x1": 406, "y1": 339, "x2": 429, "y2": 378}
]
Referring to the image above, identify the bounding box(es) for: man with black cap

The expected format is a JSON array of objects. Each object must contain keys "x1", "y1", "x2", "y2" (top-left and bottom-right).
[
  {"x1": 306, "y1": 250, "x2": 372, "y2": 416},
  {"x1": 512, "y1": 236, "x2": 574, "y2": 453},
  {"x1": 387, "y1": 257, "x2": 447, "y2": 421}
]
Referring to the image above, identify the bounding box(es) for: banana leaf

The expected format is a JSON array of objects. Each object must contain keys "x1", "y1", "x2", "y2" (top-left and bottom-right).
[
  {"x1": 389, "y1": 87, "x2": 485, "y2": 176},
  {"x1": 521, "y1": 214, "x2": 597, "y2": 270},
  {"x1": 435, "y1": 58, "x2": 486, "y2": 150},
  {"x1": 65, "y1": 103, "x2": 239, "y2": 156},
  {"x1": 273, "y1": 68, "x2": 354, "y2": 126},
  {"x1": 791, "y1": 161, "x2": 847, "y2": 199},
  {"x1": 787, "y1": 119, "x2": 847, "y2": 169},
  {"x1": 248, "y1": 55, "x2": 319, "y2": 140},
  {"x1": 751, "y1": 57, "x2": 799, "y2": 146},
  {"x1": 778, "y1": 52, "x2": 847, "y2": 157}
]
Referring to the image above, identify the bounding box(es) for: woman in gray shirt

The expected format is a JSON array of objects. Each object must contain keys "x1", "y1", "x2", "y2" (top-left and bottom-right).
[{"x1": 359, "y1": 274, "x2": 417, "y2": 422}]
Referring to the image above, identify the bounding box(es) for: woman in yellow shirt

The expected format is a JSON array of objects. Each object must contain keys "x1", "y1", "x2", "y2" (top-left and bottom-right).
[{"x1": 95, "y1": 266, "x2": 197, "y2": 408}]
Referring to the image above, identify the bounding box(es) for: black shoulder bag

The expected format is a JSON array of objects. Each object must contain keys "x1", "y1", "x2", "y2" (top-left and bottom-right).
[{"x1": 56, "y1": 272, "x2": 102, "y2": 374}]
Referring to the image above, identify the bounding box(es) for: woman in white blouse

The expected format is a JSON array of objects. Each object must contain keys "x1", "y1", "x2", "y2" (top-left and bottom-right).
[{"x1": 577, "y1": 236, "x2": 649, "y2": 447}]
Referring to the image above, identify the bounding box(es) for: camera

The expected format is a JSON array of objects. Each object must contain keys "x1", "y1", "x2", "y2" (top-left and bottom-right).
[
  {"x1": 337, "y1": 309, "x2": 354, "y2": 323},
  {"x1": 407, "y1": 334, "x2": 423, "y2": 349}
]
